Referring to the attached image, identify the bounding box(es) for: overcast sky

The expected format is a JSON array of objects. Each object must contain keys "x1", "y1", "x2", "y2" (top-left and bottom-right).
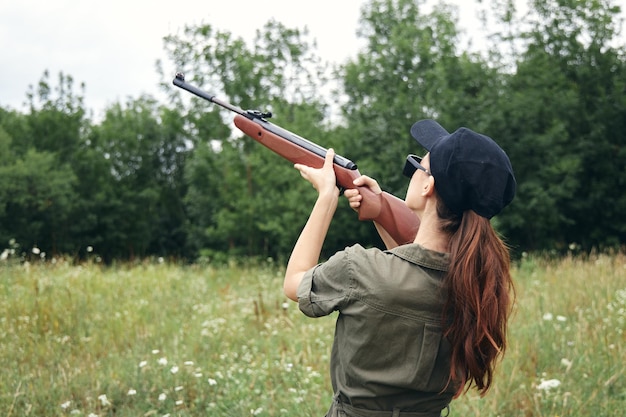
[{"x1": 1, "y1": 0, "x2": 624, "y2": 120}]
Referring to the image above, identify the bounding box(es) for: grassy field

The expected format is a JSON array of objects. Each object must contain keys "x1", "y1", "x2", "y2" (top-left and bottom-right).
[{"x1": 1, "y1": 252, "x2": 625, "y2": 416}]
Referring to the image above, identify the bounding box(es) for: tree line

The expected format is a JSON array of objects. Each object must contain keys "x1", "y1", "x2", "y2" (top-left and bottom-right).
[{"x1": 1, "y1": 0, "x2": 624, "y2": 263}]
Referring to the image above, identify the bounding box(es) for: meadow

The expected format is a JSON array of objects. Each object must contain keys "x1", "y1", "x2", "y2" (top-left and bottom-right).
[{"x1": 1, "y1": 251, "x2": 625, "y2": 416}]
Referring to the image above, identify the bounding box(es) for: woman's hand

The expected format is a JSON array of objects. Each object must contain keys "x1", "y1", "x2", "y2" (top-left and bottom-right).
[
  {"x1": 344, "y1": 175, "x2": 382, "y2": 211},
  {"x1": 294, "y1": 149, "x2": 340, "y2": 197},
  {"x1": 344, "y1": 175, "x2": 399, "y2": 249}
]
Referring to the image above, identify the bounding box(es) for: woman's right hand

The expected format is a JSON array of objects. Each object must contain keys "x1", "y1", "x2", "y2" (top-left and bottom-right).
[
  {"x1": 345, "y1": 175, "x2": 401, "y2": 249},
  {"x1": 344, "y1": 175, "x2": 382, "y2": 212}
]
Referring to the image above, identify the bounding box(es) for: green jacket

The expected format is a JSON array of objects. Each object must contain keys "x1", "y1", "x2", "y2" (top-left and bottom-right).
[{"x1": 298, "y1": 244, "x2": 457, "y2": 415}]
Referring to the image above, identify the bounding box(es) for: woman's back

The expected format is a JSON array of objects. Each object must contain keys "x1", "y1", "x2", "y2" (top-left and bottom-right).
[{"x1": 298, "y1": 244, "x2": 457, "y2": 412}]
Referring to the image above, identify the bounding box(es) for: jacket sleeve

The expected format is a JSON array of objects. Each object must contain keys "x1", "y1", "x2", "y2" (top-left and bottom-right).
[{"x1": 297, "y1": 247, "x2": 355, "y2": 317}]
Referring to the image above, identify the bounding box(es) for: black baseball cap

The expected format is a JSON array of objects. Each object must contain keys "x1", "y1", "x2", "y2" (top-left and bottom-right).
[{"x1": 409, "y1": 119, "x2": 516, "y2": 219}]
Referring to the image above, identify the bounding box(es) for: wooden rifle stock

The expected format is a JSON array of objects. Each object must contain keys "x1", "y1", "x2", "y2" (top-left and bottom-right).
[
  {"x1": 172, "y1": 73, "x2": 419, "y2": 245},
  {"x1": 234, "y1": 116, "x2": 420, "y2": 245}
]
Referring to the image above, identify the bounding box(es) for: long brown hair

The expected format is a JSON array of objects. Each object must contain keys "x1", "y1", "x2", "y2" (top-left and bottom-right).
[{"x1": 437, "y1": 200, "x2": 514, "y2": 397}]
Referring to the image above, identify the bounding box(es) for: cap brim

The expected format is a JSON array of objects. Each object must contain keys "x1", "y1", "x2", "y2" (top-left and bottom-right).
[{"x1": 410, "y1": 119, "x2": 449, "y2": 151}]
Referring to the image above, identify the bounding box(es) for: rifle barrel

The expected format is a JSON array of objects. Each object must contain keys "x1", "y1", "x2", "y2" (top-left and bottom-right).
[{"x1": 173, "y1": 73, "x2": 245, "y2": 115}]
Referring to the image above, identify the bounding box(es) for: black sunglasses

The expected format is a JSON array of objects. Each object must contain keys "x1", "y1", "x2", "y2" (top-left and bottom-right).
[{"x1": 403, "y1": 154, "x2": 431, "y2": 178}]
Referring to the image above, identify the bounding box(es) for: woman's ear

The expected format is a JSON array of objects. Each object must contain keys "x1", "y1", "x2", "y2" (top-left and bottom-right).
[{"x1": 422, "y1": 175, "x2": 436, "y2": 197}]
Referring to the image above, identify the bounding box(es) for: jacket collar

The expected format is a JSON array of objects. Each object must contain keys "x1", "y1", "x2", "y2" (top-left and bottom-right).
[{"x1": 389, "y1": 244, "x2": 449, "y2": 271}]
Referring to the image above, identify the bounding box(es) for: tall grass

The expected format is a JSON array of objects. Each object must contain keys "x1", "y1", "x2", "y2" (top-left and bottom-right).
[{"x1": 1, "y1": 253, "x2": 624, "y2": 416}]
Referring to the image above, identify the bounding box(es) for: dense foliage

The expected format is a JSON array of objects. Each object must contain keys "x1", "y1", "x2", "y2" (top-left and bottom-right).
[{"x1": 1, "y1": 0, "x2": 624, "y2": 262}]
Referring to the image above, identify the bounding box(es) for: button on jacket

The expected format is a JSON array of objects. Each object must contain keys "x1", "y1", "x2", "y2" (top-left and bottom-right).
[{"x1": 297, "y1": 243, "x2": 457, "y2": 414}]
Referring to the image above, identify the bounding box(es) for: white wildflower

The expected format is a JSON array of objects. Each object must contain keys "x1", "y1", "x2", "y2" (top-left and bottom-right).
[
  {"x1": 98, "y1": 394, "x2": 110, "y2": 406},
  {"x1": 158, "y1": 357, "x2": 168, "y2": 366},
  {"x1": 127, "y1": 389, "x2": 137, "y2": 396},
  {"x1": 537, "y1": 379, "x2": 561, "y2": 390},
  {"x1": 158, "y1": 393, "x2": 167, "y2": 401}
]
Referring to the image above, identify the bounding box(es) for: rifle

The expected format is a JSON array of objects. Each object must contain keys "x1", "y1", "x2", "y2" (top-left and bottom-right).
[{"x1": 173, "y1": 73, "x2": 420, "y2": 245}]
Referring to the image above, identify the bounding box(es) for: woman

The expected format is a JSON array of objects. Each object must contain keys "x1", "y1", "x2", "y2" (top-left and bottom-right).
[{"x1": 284, "y1": 119, "x2": 516, "y2": 417}]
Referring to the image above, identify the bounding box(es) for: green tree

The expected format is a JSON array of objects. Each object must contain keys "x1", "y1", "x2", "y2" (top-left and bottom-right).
[
  {"x1": 0, "y1": 124, "x2": 14, "y2": 220},
  {"x1": 24, "y1": 71, "x2": 87, "y2": 163},
  {"x1": 0, "y1": 72, "x2": 85, "y2": 256},
  {"x1": 164, "y1": 20, "x2": 332, "y2": 260},
  {"x1": 83, "y1": 97, "x2": 188, "y2": 260},
  {"x1": 486, "y1": 0, "x2": 626, "y2": 252},
  {"x1": 0, "y1": 148, "x2": 77, "y2": 256}
]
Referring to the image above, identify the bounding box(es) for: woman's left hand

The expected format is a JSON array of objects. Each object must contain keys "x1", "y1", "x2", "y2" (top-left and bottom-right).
[{"x1": 294, "y1": 148, "x2": 340, "y2": 197}]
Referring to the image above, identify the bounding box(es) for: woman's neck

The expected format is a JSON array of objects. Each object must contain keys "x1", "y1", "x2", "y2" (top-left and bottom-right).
[{"x1": 413, "y1": 209, "x2": 450, "y2": 253}]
